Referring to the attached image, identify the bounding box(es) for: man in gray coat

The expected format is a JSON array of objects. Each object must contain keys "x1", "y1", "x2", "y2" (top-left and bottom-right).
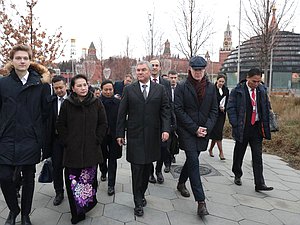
[{"x1": 116, "y1": 61, "x2": 170, "y2": 217}]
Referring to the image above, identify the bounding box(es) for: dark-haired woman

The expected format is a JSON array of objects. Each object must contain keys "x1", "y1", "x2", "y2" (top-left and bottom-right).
[
  {"x1": 56, "y1": 74, "x2": 107, "y2": 224},
  {"x1": 208, "y1": 74, "x2": 229, "y2": 160}
]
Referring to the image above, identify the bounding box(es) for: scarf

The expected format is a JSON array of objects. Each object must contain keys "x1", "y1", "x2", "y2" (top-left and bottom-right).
[{"x1": 187, "y1": 73, "x2": 207, "y2": 104}]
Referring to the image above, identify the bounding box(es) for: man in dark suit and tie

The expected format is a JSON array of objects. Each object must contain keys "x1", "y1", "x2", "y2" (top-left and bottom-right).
[
  {"x1": 116, "y1": 61, "x2": 170, "y2": 217},
  {"x1": 148, "y1": 58, "x2": 172, "y2": 184},
  {"x1": 44, "y1": 75, "x2": 68, "y2": 206},
  {"x1": 227, "y1": 68, "x2": 273, "y2": 192}
]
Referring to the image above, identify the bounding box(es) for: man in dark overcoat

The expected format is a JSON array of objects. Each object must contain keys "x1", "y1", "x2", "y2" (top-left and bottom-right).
[
  {"x1": 0, "y1": 44, "x2": 51, "y2": 225},
  {"x1": 174, "y1": 56, "x2": 218, "y2": 217},
  {"x1": 116, "y1": 61, "x2": 170, "y2": 217}
]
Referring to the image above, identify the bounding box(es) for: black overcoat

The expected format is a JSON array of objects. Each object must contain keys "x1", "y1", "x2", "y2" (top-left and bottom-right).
[
  {"x1": 174, "y1": 78, "x2": 218, "y2": 152},
  {"x1": 0, "y1": 65, "x2": 50, "y2": 165},
  {"x1": 56, "y1": 92, "x2": 108, "y2": 168},
  {"x1": 116, "y1": 81, "x2": 170, "y2": 164},
  {"x1": 100, "y1": 95, "x2": 122, "y2": 159}
]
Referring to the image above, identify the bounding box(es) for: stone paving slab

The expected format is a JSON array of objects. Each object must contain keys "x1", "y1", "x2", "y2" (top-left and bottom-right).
[{"x1": 1, "y1": 139, "x2": 300, "y2": 225}]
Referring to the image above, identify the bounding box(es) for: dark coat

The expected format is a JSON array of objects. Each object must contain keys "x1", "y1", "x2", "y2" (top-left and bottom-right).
[
  {"x1": 0, "y1": 64, "x2": 50, "y2": 165},
  {"x1": 116, "y1": 81, "x2": 170, "y2": 164},
  {"x1": 114, "y1": 80, "x2": 125, "y2": 96},
  {"x1": 174, "y1": 77, "x2": 218, "y2": 152},
  {"x1": 43, "y1": 91, "x2": 70, "y2": 160},
  {"x1": 227, "y1": 80, "x2": 271, "y2": 143},
  {"x1": 210, "y1": 84, "x2": 229, "y2": 140},
  {"x1": 100, "y1": 95, "x2": 122, "y2": 159},
  {"x1": 56, "y1": 91, "x2": 108, "y2": 168}
]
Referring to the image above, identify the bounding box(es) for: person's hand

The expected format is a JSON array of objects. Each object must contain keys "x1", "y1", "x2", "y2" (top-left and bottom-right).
[
  {"x1": 161, "y1": 132, "x2": 169, "y2": 142},
  {"x1": 219, "y1": 106, "x2": 225, "y2": 112},
  {"x1": 196, "y1": 126, "x2": 207, "y2": 137},
  {"x1": 117, "y1": 138, "x2": 125, "y2": 146}
]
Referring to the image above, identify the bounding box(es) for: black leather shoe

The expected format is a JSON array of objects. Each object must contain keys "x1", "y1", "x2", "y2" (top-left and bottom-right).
[
  {"x1": 177, "y1": 183, "x2": 190, "y2": 197},
  {"x1": 149, "y1": 174, "x2": 156, "y2": 183},
  {"x1": 164, "y1": 166, "x2": 170, "y2": 173},
  {"x1": 156, "y1": 172, "x2": 164, "y2": 184},
  {"x1": 234, "y1": 177, "x2": 242, "y2": 186},
  {"x1": 255, "y1": 184, "x2": 274, "y2": 192},
  {"x1": 142, "y1": 198, "x2": 147, "y2": 207},
  {"x1": 5, "y1": 211, "x2": 20, "y2": 225},
  {"x1": 197, "y1": 201, "x2": 209, "y2": 217},
  {"x1": 134, "y1": 206, "x2": 144, "y2": 216},
  {"x1": 101, "y1": 176, "x2": 107, "y2": 181},
  {"x1": 53, "y1": 193, "x2": 64, "y2": 206},
  {"x1": 107, "y1": 186, "x2": 115, "y2": 196},
  {"x1": 21, "y1": 215, "x2": 32, "y2": 225},
  {"x1": 71, "y1": 214, "x2": 85, "y2": 224}
]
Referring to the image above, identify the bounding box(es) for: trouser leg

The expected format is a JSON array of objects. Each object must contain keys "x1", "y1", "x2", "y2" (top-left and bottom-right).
[
  {"x1": 52, "y1": 139, "x2": 64, "y2": 194},
  {"x1": 249, "y1": 131, "x2": 265, "y2": 186},
  {"x1": 232, "y1": 140, "x2": 248, "y2": 178},
  {"x1": 131, "y1": 163, "x2": 149, "y2": 206},
  {"x1": 107, "y1": 158, "x2": 117, "y2": 187},
  {"x1": 178, "y1": 160, "x2": 189, "y2": 184},
  {"x1": 184, "y1": 151, "x2": 205, "y2": 201},
  {"x1": 0, "y1": 165, "x2": 20, "y2": 214},
  {"x1": 20, "y1": 165, "x2": 36, "y2": 216}
]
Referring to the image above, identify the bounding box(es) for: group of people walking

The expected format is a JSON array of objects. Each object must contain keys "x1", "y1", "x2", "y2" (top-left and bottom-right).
[{"x1": 0, "y1": 44, "x2": 273, "y2": 225}]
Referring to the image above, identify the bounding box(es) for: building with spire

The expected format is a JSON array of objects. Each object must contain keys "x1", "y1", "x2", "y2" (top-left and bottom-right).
[
  {"x1": 221, "y1": 6, "x2": 300, "y2": 92},
  {"x1": 76, "y1": 42, "x2": 103, "y2": 84},
  {"x1": 205, "y1": 21, "x2": 233, "y2": 82}
]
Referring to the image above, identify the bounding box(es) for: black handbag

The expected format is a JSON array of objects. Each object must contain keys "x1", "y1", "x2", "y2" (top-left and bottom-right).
[
  {"x1": 38, "y1": 158, "x2": 53, "y2": 183},
  {"x1": 269, "y1": 110, "x2": 279, "y2": 132}
]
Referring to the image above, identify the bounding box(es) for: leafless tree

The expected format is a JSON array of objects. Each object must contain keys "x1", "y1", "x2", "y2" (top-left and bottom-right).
[
  {"x1": 0, "y1": 0, "x2": 66, "y2": 66},
  {"x1": 243, "y1": 0, "x2": 296, "y2": 77},
  {"x1": 143, "y1": 11, "x2": 165, "y2": 60},
  {"x1": 174, "y1": 0, "x2": 214, "y2": 59}
]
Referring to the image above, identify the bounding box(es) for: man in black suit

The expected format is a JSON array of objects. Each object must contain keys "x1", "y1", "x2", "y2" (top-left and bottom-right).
[
  {"x1": 148, "y1": 58, "x2": 172, "y2": 184},
  {"x1": 116, "y1": 61, "x2": 170, "y2": 217},
  {"x1": 114, "y1": 73, "x2": 133, "y2": 99},
  {"x1": 45, "y1": 75, "x2": 68, "y2": 206},
  {"x1": 227, "y1": 68, "x2": 273, "y2": 192}
]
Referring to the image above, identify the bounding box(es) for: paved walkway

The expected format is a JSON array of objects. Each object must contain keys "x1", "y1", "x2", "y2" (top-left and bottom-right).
[{"x1": 1, "y1": 139, "x2": 300, "y2": 225}]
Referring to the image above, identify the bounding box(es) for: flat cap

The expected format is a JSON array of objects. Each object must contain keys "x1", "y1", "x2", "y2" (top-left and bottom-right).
[{"x1": 189, "y1": 56, "x2": 207, "y2": 69}]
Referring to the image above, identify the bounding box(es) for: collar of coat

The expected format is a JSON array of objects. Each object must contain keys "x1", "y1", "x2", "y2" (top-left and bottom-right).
[
  {"x1": 0, "y1": 61, "x2": 51, "y2": 84},
  {"x1": 66, "y1": 91, "x2": 97, "y2": 106}
]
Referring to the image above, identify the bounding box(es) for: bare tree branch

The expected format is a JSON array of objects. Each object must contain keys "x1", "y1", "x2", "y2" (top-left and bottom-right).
[{"x1": 174, "y1": 0, "x2": 214, "y2": 59}]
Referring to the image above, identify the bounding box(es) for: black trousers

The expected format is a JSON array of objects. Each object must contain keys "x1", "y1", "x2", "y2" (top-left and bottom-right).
[
  {"x1": 99, "y1": 141, "x2": 118, "y2": 187},
  {"x1": 131, "y1": 163, "x2": 151, "y2": 207},
  {"x1": 232, "y1": 123, "x2": 265, "y2": 186},
  {"x1": 52, "y1": 137, "x2": 64, "y2": 194},
  {"x1": 150, "y1": 142, "x2": 168, "y2": 174},
  {"x1": 178, "y1": 150, "x2": 205, "y2": 201},
  {"x1": 0, "y1": 165, "x2": 36, "y2": 216}
]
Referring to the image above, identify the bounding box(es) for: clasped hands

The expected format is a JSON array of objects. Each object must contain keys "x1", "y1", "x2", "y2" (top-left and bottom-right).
[{"x1": 196, "y1": 126, "x2": 207, "y2": 137}]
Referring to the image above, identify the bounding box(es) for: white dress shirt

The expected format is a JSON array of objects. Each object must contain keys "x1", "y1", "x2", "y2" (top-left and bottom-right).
[
  {"x1": 20, "y1": 72, "x2": 29, "y2": 85},
  {"x1": 57, "y1": 94, "x2": 67, "y2": 115}
]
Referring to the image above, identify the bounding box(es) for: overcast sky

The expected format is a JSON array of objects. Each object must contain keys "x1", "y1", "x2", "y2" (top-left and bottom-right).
[{"x1": 19, "y1": 0, "x2": 300, "y2": 61}]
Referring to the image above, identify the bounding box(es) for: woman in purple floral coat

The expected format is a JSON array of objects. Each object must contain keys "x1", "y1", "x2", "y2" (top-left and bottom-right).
[{"x1": 56, "y1": 74, "x2": 107, "y2": 224}]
